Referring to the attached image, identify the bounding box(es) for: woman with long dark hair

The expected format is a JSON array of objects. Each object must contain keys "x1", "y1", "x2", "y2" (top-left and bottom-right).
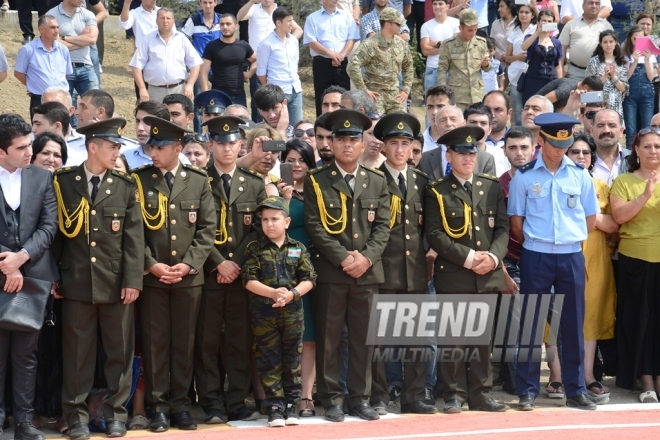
[
  {"x1": 586, "y1": 30, "x2": 628, "y2": 121},
  {"x1": 520, "y1": 10, "x2": 562, "y2": 105}
]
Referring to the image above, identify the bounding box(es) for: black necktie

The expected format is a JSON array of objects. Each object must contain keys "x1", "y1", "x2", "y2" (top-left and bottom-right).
[
  {"x1": 344, "y1": 174, "x2": 354, "y2": 195},
  {"x1": 90, "y1": 176, "x2": 100, "y2": 202},
  {"x1": 221, "y1": 174, "x2": 231, "y2": 197},
  {"x1": 165, "y1": 171, "x2": 174, "y2": 191},
  {"x1": 464, "y1": 181, "x2": 472, "y2": 198},
  {"x1": 398, "y1": 173, "x2": 407, "y2": 198}
]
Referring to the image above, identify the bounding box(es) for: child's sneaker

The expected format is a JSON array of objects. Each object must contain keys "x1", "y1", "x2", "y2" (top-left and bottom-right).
[
  {"x1": 267, "y1": 406, "x2": 286, "y2": 427},
  {"x1": 285, "y1": 404, "x2": 300, "y2": 425}
]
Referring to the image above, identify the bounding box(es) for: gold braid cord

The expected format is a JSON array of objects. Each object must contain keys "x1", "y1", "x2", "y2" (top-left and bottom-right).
[
  {"x1": 132, "y1": 173, "x2": 168, "y2": 230},
  {"x1": 310, "y1": 174, "x2": 347, "y2": 235},
  {"x1": 389, "y1": 193, "x2": 401, "y2": 228},
  {"x1": 431, "y1": 187, "x2": 472, "y2": 239},
  {"x1": 54, "y1": 175, "x2": 89, "y2": 238},
  {"x1": 214, "y1": 199, "x2": 228, "y2": 245}
]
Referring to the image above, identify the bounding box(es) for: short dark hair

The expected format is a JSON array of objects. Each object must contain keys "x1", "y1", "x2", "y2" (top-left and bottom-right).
[
  {"x1": 413, "y1": 132, "x2": 424, "y2": 145},
  {"x1": 314, "y1": 113, "x2": 329, "y2": 132},
  {"x1": 425, "y1": 85, "x2": 455, "y2": 105},
  {"x1": 504, "y1": 125, "x2": 534, "y2": 147},
  {"x1": 272, "y1": 6, "x2": 293, "y2": 25},
  {"x1": 323, "y1": 85, "x2": 347, "y2": 99},
  {"x1": 254, "y1": 84, "x2": 285, "y2": 111},
  {"x1": 483, "y1": 90, "x2": 510, "y2": 110},
  {"x1": 32, "y1": 101, "x2": 70, "y2": 135},
  {"x1": 163, "y1": 93, "x2": 194, "y2": 115},
  {"x1": 80, "y1": 89, "x2": 115, "y2": 118},
  {"x1": 294, "y1": 119, "x2": 314, "y2": 129},
  {"x1": 0, "y1": 114, "x2": 32, "y2": 152},
  {"x1": 282, "y1": 138, "x2": 316, "y2": 171},
  {"x1": 581, "y1": 75, "x2": 603, "y2": 92},
  {"x1": 464, "y1": 103, "x2": 493, "y2": 125},
  {"x1": 485, "y1": 36, "x2": 496, "y2": 50},
  {"x1": 134, "y1": 100, "x2": 171, "y2": 120},
  {"x1": 32, "y1": 131, "x2": 68, "y2": 166},
  {"x1": 220, "y1": 13, "x2": 237, "y2": 23},
  {"x1": 570, "y1": 132, "x2": 597, "y2": 171}
]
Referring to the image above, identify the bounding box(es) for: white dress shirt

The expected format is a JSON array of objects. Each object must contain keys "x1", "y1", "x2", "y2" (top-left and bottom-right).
[
  {"x1": 0, "y1": 166, "x2": 21, "y2": 210},
  {"x1": 560, "y1": 0, "x2": 612, "y2": 22},
  {"x1": 303, "y1": 7, "x2": 360, "y2": 57},
  {"x1": 119, "y1": 6, "x2": 161, "y2": 47},
  {"x1": 245, "y1": 3, "x2": 277, "y2": 52},
  {"x1": 65, "y1": 128, "x2": 87, "y2": 166},
  {"x1": 384, "y1": 161, "x2": 406, "y2": 184},
  {"x1": 256, "y1": 31, "x2": 301, "y2": 94}
]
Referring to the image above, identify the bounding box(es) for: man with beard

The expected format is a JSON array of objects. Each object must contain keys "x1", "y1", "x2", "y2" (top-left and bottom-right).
[
  {"x1": 590, "y1": 108, "x2": 629, "y2": 185},
  {"x1": 199, "y1": 13, "x2": 256, "y2": 107},
  {"x1": 314, "y1": 113, "x2": 334, "y2": 167}
]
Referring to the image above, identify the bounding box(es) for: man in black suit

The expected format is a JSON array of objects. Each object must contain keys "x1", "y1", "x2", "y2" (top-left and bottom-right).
[{"x1": 0, "y1": 113, "x2": 58, "y2": 440}]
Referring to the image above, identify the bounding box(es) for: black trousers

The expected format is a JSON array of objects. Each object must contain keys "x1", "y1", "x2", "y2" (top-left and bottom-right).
[
  {"x1": 312, "y1": 56, "x2": 350, "y2": 117},
  {"x1": 406, "y1": 2, "x2": 426, "y2": 54},
  {"x1": 0, "y1": 329, "x2": 40, "y2": 425},
  {"x1": 11, "y1": 0, "x2": 55, "y2": 38}
]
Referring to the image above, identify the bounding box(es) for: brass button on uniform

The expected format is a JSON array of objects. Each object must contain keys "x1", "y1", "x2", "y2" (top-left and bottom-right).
[
  {"x1": 91, "y1": 210, "x2": 96, "y2": 215},
  {"x1": 475, "y1": 226, "x2": 480, "y2": 231},
  {"x1": 405, "y1": 220, "x2": 409, "y2": 224},
  {"x1": 476, "y1": 241, "x2": 481, "y2": 246},
  {"x1": 171, "y1": 251, "x2": 177, "y2": 256},
  {"x1": 171, "y1": 235, "x2": 177, "y2": 241},
  {"x1": 228, "y1": 222, "x2": 232, "y2": 227},
  {"x1": 405, "y1": 205, "x2": 409, "y2": 210},
  {"x1": 228, "y1": 253, "x2": 233, "y2": 258},
  {"x1": 171, "y1": 220, "x2": 176, "y2": 225},
  {"x1": 405, "y1": 234, "x2": 410, "y2": 240},
  {"x1": 90, "y1": 242, "x2": 96, "y2": 247},
  {"x1": 170, "y1": 204, "x2": 176, "y2": 209},
  {"x1": 91, "y1": 257, "x2": 96, "y2": 263},
  {"x1": 405, "y1": 251, "x2": 410, "y2": 256},
  {"x1": 228, "y1": 237, "x2": 233, "y2": 242},
  {"x1": 440, "y1": 265, "x2": 444, "y2": 269},
  {"x1": 353, "y1": 233, "x2": 359, "y2": 238}
]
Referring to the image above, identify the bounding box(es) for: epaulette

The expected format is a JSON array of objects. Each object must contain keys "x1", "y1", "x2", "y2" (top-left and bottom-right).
[
  {"x1": 131, "y1": 164, "x2": 153, "y2": 173},
  {"x1": 183, "y1": 163, "x2": 208, "y2": 176},
  {"x1": 445, "y1": 36, "x2": 457, "y2": 43},
  {"x1": 54, "y1": 166, "x2": 77, "y2": 175},
  {"x1": 267, "y1": 172, "x2": 279, "y2": 184},
  {"x1": 570, "y1": 160, "x2": 585, "y2": 169},
  {"x1": 430, "y1": 177, "x2": 446, "y2": 187},
  {"x1": 309, "y1": 164, "x2": 329, "y2": 174},
  {"x1": 111, "y1": 169, "x2": 134, "y2": 182},
  {"x1": 518, "y1": 160, "x2": 536, "y2": 174},
  {"x1": 362, "y1": 165, "x2": 384, "y2": 176},
  {"x1": 475, "y1": 35, "x2": 487, "y2": 42},
  {"x1": 411, "y1": 168, "x2": 428, "y2": 179},
  {"x1": 239, "y1": 167, "x2": 264, "y2": 179},
  {"x1": 476, "y1": 172, "x2": 499, "y2": 181}
]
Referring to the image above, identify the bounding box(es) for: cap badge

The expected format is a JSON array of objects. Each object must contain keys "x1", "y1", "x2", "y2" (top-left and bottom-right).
[
  {"x1": 223, "y1": 124, "x2": 230, "y2": 132},
  {"x1": 153, "y1": 127, "x2": 159, "y2": 135},
  {"x1": 557, "y1": 130, "x2": 569, "y2": 139},
  {"x1": 344, "y1": 120, "x2": 351, "y2": 128},
  {"x1": 117, "y1": 127, "x2": 122, "y2": 135},
  {"x1": 397, "y1": 122, "x2": 404, "y2": 130},
  {"x1": 466, "y1": 135, "x2": 472, "y2": 143},
  {"x1": 210, "y1": 99, "x2": 215, "y2": 105}
]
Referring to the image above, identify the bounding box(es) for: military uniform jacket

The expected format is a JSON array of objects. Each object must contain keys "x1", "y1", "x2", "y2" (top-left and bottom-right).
[
  {"x1": 133, "y1": 163, "x2": 216, "y2": 288},
  {"x1": 425, "y1": 173, "x2": 509, "y2": 293},
  {"x1": 379, "y1": 164, "x2": 428, "y2": 292},
  {"x1": 437, "y1": 35, "x2": 490, "y2": 105},
  {"x1": 347, "y1": 32, "x2": 414, "y2": 94},
  {"x1": 303, "y1": 162, "x2": 390, "y2": 285},
  {"x1": 53, "y1": 166, "x2": 144, "y2": 303},
  {"x1": 203, "y1": 165, "x2": 267, "y2": 289}
]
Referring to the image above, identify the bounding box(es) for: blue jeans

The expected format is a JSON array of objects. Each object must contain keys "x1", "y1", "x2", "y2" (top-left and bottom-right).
[
  {"x1": 90, "y1": 44, "x2": 101, "y2": 87},
  {"x1": 424, "y1": 67, "x2": 438, "y2": 94},
  {"x1": 67, "y1": 64, "x2": 99, "y2": 101},
  {"x1": 623, "y1": 64, "x2": 655, "y2": 147},
  {"x1": 285, "y1": 90, "x2": 303, "y2": 127},
  {"x1": 510, "y1": 84, "x2": 523, "y2": 126},
  {"x1": 610, "y1": 17, "x2": 630, "y2": 46},
  {"x1": 249, "y1": 75, "x2": 263, "y2": 123}
]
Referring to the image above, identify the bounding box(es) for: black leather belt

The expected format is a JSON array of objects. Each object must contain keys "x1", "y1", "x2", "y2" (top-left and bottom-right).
[
  {"x1": 72, "y1": 62, "x2": 90, "y2": 68},
  {"x1": 569, "y1": 62, "x2": 585, "y2": 70},
  {"x1": 151, "y1": 80, "x2": 185, "y2": 89}
]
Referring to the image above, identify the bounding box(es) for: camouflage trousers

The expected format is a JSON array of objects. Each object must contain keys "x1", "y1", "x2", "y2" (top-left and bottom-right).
[
  {"x1": 373, "y1": 88, "x2": 407, "y2": 114},
  {"x1": 250, "y1": 295, "x2": 304, "y2": 411}
]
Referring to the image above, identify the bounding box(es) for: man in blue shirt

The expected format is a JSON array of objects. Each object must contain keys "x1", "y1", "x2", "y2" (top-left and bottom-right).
[{"x1": 507, "y1": 113, "x2": 599, "y2": 411}]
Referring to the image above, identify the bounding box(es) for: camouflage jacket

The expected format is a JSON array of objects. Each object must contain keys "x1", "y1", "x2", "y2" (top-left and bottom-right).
[{"x1": 437, "y1": 35, "x2": 491, "y2": 104}]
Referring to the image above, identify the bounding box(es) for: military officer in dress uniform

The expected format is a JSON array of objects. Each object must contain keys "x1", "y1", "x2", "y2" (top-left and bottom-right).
[
  {"x1": 303, "y1": 109, "x2": 391, "y2": 422},
  {"x1": 53, "y1": 118, "x2": 144, "y2": 440},
  {"x1": 425, "y1": 126, "x2": 510, "y2": 414},
  {"x1": 436, "y1": 9, "x2": 491, "y2": 110},
  {"x1": 132, "y1": 117, "x2": 216, "y2": 432},
  {"x1": 507, "y1": 113, "x2": 599, "y2": 411},
  {"x1": 368, "y1": 112, "x2": 437, "y2": 415},
  {"x1": 194, "y1": 90, "x2": 233, "y2": 125},
  {"x1": 194, "y1": 116, "x2": 267, "y2": 423}
]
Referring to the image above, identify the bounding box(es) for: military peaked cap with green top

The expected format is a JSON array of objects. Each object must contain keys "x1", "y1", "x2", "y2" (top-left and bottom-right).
[
  {"x1": 323, "y1": 109, "x2": 373, "y2": 137},
  {"x1": 438, "y1": 126, "x2": 484, "y2": 153},
  {"x1": 373, "y1": 112, "x2": 420, "y2": 141},
  {"x1": 144, "y1": 116, "x2": 192, "y2": 146},
  {"x1": 202, "y1": 115, "x2": 245, "y2": 142},
  {"x1": 76, "y1": 117, "x2": 127, "y2": 144},
  {"x1": 256, "y1": 196, "x2": 289, "y2": 216}
]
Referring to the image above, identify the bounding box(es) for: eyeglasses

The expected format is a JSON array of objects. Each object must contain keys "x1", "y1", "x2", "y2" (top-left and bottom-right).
[
  {"x1": 638, "y1": 127, "x2": 660, "y2": 136},
  {"x1": 367, "y1": 112, "x2": 382, "y2": 120},
  {"x1": 583, "y1": 111, "x2": 598, "y2": 120},
  {"x1": 183, "y1": 133, "x2": 207, "y2": 143},
  {"x1": 568, "y1": 149, "x2": 591, "y2": 156},
  {"x1": 294, "y1": 128, "x2": 315, "y2": 138},
  {"x1": 388, "y1": 21, "x2": 402, "y2": 27}
]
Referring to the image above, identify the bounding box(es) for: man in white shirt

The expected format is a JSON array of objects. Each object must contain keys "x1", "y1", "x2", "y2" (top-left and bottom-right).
[
  {"x1": 590, "y1": 108, "x2": 629, "y2": 185},
  {"x1": 561, "y1": 0, "x2": 612, "y2": 24},
  {"x1": 420, "y1": 0, "x2": 460, "y2": 92},
  {"x1": 120, "y1": 0, "x2": 160, "y2": 47},
  {"x1": 129, "y1": 8, "x2": 203, "y2": 103}
]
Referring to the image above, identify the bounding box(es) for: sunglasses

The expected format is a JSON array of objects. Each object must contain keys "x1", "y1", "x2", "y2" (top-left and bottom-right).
[
  {"x1": 583, "y1": 111, "x2": 598, "y2": 120},
  {"x1": 294, "y1": 128, "x2": 315, "y2": 138},
  {"x1": 184, "y1": 133, "x2": 207, "y2": 143},
  {"x1": 568, "y1": 149, "x2": 591, "y2": 156},
  {"x1": 638, "y1": 127, "x2": 660, "y2": 136}
]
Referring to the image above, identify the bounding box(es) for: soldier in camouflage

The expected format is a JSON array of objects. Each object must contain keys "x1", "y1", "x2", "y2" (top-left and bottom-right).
[
  {"x1": 242, "y1": 196, "x2": 317, "y2": 428},
  {"x1": 437, "y1": 9, "x2": 491, "y2": 111},
  {"x1": 347, "y1": 7, "x2": 414, "y2": 114}
]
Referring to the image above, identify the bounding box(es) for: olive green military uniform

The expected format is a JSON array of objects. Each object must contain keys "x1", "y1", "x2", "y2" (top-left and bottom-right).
[
  {"x1": 347, "y1": 8, "x2": 414, "y2": 115},
  {"x1": 54, "y1": 164, "x2": 144, "y2": 426},
  {"x1": 437, "y1": 10, "x2": 490, "y2": 111},
  {"x1": 195, "y1": 164, "x2": 266, "y2": 414},
  {"x1": 425, "y1": 163, "x2": 509, "y2": 406},
  {"x1": 133, "y1": 162, "x2": 216, "y2": 415}
]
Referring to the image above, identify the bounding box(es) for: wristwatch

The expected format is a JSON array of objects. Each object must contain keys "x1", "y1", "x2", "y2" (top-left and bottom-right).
[
  {"x1": 187, "y1": 264, "x2": 198, "y2": 275},
  {"x1": 436, "y1": 41, "x2": 441, "y2": 48},
  {"x1": 61, "y1": 35, "x2": 66, "y2": 41},
  {"x1": 290, "y1": 288, "x2": 300, "y2": 300}
]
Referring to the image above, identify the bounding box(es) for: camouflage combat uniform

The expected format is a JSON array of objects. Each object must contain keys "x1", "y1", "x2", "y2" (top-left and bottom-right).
[
  {"x1": 242, "y1": 235, "x2": 317, "y2": 410},
  {"x1": 347, "y1": 32, "x2": 414, "y2": 114},
  {"x1": 437, "y1": 35, "x2": 490, "y2": 110}
]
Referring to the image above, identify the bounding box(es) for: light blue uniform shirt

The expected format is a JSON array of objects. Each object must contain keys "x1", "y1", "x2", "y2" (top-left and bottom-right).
[
  {"x1": 303, "y1": 7, "x2": 360, "y2": 58},
  {"x1": 507, "y1": 155, "x2": 599, "y2": 254},
  {"x1": 14, "y1": 38, "x2": 72, "y2": 95},
  {"x1": 121, "y1": 142, "x2": 191, "y2": 171}
]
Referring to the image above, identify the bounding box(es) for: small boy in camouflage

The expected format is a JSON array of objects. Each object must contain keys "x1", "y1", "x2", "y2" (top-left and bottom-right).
[{"x1": 242, "y1": 196, "x2": 317, "y2": 427}]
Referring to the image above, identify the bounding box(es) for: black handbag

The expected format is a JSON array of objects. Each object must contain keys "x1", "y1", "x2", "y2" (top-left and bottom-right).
[
  {"x1": 0, "y1": 275, "x2": 52, "y2": 332},
  {"x1": 517, "y1": 63, "x2": 529, "y2": 93}
]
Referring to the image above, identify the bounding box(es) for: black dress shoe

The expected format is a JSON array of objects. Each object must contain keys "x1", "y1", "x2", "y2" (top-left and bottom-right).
[
  {"x1": 149, "y1": 412, "x2": 169, "y2": 432},
  {"x1": 324, "y1": 404, "x2": 345, "y2": 422},
  {"x1": 566, "y1": 393, "x2": 597, "y2": 410},
  {"x1": 14, "y1": 422, "x2": 45, "y2": 440},
  {"x1": 371, "y1": 401, "x2": 388, "y2": 416},
  {"x1": 401, "y1": 400, "x2": 437, "y2": 414},
  {"x1": 470, "y1": 397, "x2": 509, "y2": 412},
  {"x1": 203, "y1": 408, "x2": 224, "y2": 424},
  {"x1": 171, "y1": 411, "x2": 197, "y2": 430},
  {"x1": 227, "y1": 406, "x2": 260, "y2": 421},
  {"x1": 105, "y1": 420, "x2": 127, "y2": 438},
  {"x1": 69, "y1": 422, "x2": 91, "y2": 440},
  {"x1": 517, "y1": 394, "x2": 535, "y2": 411},
  {"x1": 349, "y1": 403, "x2": 380, "y2": 421},
  {"x1": 443, "y1": 398, "x2": 462, "y2": 414}
]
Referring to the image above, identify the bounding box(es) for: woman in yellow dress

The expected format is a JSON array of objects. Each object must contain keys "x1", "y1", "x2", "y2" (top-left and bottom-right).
[{"x1": 566, "y1": 133, "x2": 618, "y2": 402}]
